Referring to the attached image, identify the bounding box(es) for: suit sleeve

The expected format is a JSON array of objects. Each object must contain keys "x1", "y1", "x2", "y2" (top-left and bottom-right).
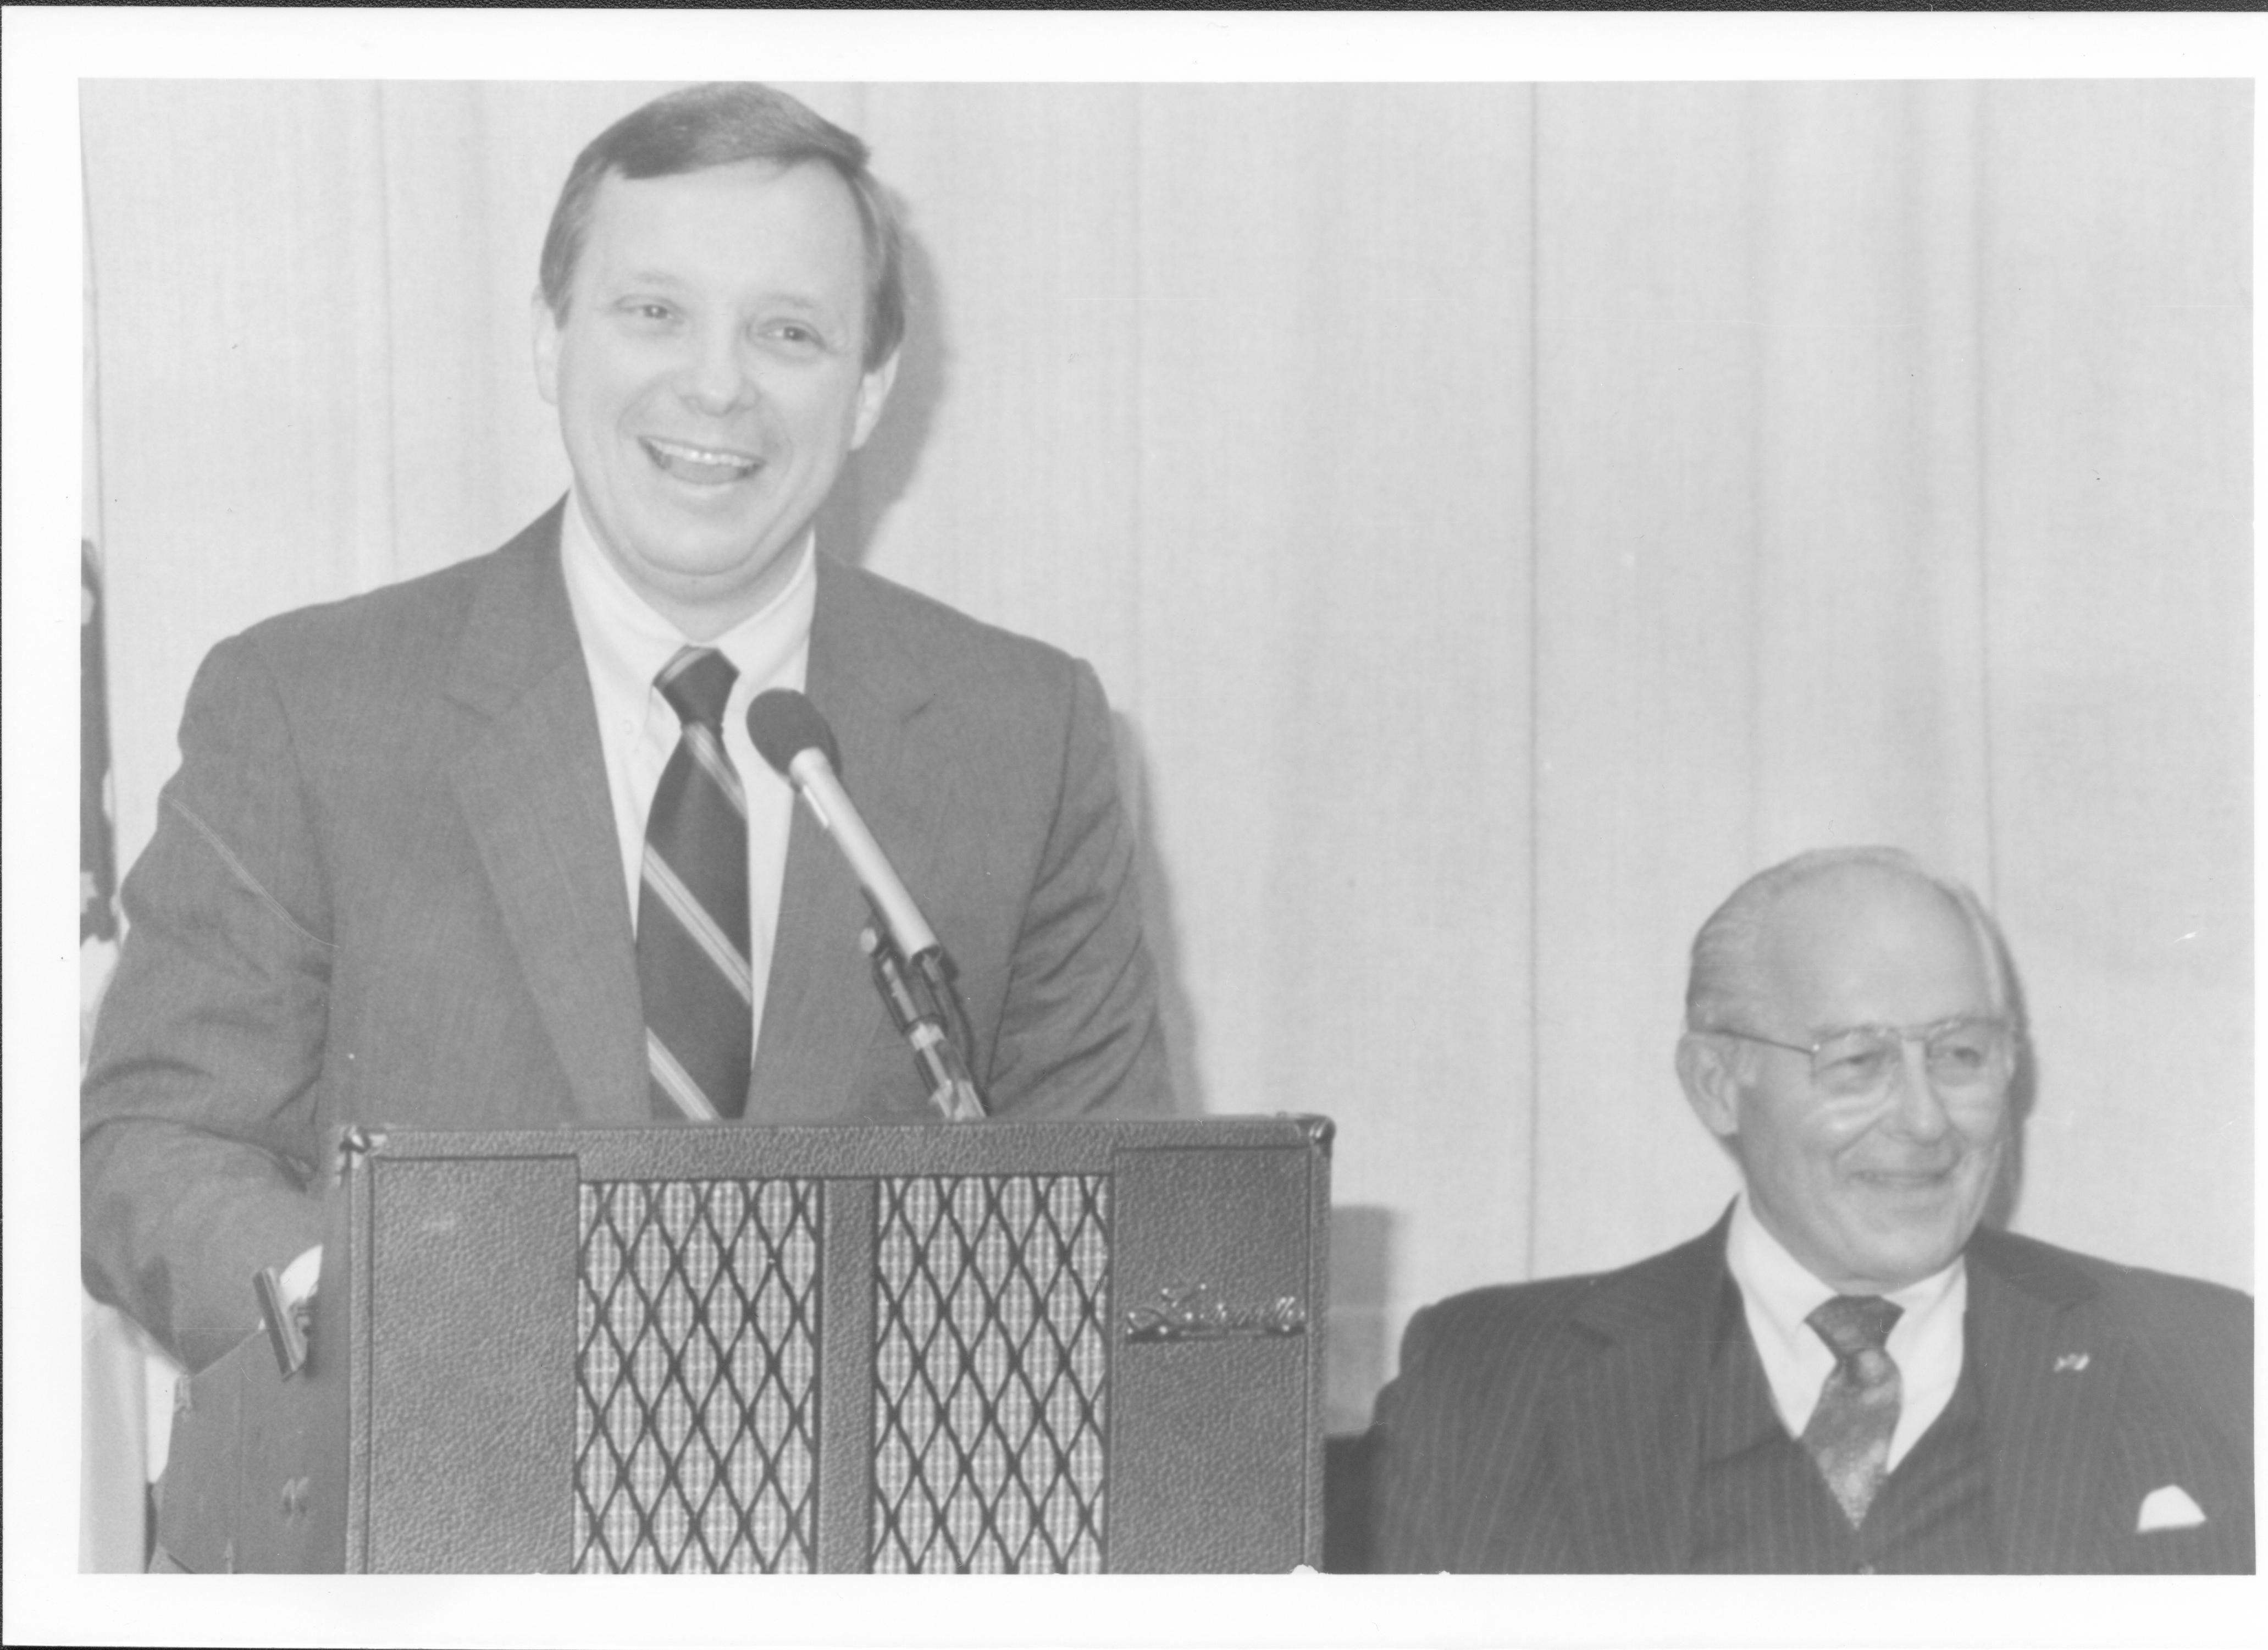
[
  {"x1": 82, "y1": 633, "x2": 334, "y2": 1372},
  {"x1": 981, "y1": 657, "x2": 1173, "y2": 1118},
  {"x1": 1367, "y1": 1303, "x2": 1450, "y2": 1572}
]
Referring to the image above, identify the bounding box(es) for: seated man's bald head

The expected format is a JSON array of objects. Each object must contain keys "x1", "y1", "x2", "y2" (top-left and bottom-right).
[{"x1": 1685, "y1": 847, "x2": 2009, "y2": 1040}]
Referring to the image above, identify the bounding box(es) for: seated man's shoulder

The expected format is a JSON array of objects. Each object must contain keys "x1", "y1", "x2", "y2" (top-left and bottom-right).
[
  {"x1": 1413, "y1": 1273, "x2": 1597, "y2": 1343},
  {"x1": 1403, "y1": 1235, "x2": 1710, "y2": 1373},
  {"x1": 1969, "y1": 1224, "x2": 2251, "y2": 1399},
  {"x1": 1971, "y1": 1226, "x2": 2250, "y2": 1326}
]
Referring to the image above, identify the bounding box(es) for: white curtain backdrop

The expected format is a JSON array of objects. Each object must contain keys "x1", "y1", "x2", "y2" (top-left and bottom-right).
[{"x1": 79, "y1": 81, "x2": 2249, "y2": 1557}]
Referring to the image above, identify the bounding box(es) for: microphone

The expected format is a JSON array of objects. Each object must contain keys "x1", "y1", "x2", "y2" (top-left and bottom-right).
[
  {"x1": 746, "y1": 689, "x2": 939, "y2": 962},
  {"x1": 747, "y1": 689, "x2": 986, "y2": 1121}
]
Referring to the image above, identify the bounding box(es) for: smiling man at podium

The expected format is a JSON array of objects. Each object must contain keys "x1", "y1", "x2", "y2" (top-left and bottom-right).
[{"x1": 82, "y1": 82, "x2": 1172, "y2": 1379}]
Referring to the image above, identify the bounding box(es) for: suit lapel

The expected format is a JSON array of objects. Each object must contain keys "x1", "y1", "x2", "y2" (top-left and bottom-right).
[
  {"x1": 1965, "y1": 1228, "x2": 2120, "y2": 1572},
  {"x1": 1552, "y1": 1218, "x2": 1732, "y2": 1571},
  {"x1": 748, "y1": 556, "x2": 943, "y2": 1118},
  {"x1": 444, "y1": 504, "x2": 649, "y2": 1125}
]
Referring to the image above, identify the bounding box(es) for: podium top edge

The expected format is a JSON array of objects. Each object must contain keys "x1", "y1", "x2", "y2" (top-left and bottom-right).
[{"x1": 336, "y1": 1113, "x2": 1335, "y2": 1179}]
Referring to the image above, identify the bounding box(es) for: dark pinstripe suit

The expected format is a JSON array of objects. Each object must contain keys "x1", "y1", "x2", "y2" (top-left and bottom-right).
[{"x1": 1370, "y1": 1213, "x2": 2253, "y2": 1572}]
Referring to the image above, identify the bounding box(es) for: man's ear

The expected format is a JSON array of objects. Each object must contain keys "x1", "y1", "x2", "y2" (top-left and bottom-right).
[
  {"x1": 1677, "y1": 1033, "x2": 1744, "y2": 1142},
  {"x1": 849, "y1": 350, "x2": 900, "y2": 450},
  {"x1": 532, "y1": 293, "x2": 562, "y2": 407}
]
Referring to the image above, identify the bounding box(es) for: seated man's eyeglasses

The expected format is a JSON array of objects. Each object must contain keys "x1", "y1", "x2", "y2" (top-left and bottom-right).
[{"x1": 1712, "y1": 1017, "x2": 2013, "y2": 1097}]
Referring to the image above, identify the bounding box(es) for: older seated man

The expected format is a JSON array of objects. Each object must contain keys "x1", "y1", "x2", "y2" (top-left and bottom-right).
[{"x1": 1369, "y1": 846, "x2": 2251, "y2": 1573}]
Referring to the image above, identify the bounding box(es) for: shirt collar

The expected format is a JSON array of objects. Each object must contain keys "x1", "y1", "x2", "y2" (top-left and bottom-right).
[
  {"x1": 1725, "y1": 1191, "x2": 1964, "y2": 1357},
  {"x1": 557, "y1": 490, "x2": 817, "y2": 702}
]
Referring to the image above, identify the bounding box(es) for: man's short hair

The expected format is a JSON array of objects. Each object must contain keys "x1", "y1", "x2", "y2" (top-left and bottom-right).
[
  {"x1": 1684, "y1": 846, "x2": 2011, "y2": 1037},
  {"x1": 538, "y1": 81, "x2": 906, "y2": 370}
]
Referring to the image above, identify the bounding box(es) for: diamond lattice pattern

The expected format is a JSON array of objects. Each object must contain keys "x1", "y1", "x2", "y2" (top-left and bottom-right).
[
  {"x1": 870, "y1": 1174, "x2": 1111, "y2": 1572},
  {"x1": 576, "y1": 1178, "x2": 821, "y2": 1572}
]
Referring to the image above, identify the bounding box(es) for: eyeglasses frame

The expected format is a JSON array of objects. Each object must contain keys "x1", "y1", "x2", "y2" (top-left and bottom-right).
[{"x1": 1704, "y1": 1014, "x2": 2016, "y2": 1095}]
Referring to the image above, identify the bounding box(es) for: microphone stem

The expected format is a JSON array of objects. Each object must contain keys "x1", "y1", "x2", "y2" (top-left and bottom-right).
[{"x1": 862, "y1": 927, "x2": 987, "y2": 1121}]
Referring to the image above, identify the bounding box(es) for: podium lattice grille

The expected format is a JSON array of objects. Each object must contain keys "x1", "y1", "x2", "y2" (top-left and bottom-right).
[
  {"x1": 870, "y1": 1174, "x2": 1111, "y2": 1572},
  {"x1": 574, "y1": 1179, "x2": 821, "y2": 1572}
]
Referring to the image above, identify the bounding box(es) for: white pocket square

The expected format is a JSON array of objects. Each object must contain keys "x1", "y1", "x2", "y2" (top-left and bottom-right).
[{"x1": 2136, "y1": 1484, "x2": 2208, "y2": 1533}]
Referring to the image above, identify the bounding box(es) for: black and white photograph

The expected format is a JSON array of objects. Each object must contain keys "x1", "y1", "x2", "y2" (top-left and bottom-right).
[{"x1": 6, "y1": 10, "x2": 2259, "y2": 1647}]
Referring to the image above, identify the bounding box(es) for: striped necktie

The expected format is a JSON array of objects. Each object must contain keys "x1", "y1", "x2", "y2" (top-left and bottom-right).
[
  {"x1": 1802, "y1": 1293, "x2": 1904, "y2": 1527},
  {"x1": 637, "y1": 647, "x2": 750, "y2": 1121}
]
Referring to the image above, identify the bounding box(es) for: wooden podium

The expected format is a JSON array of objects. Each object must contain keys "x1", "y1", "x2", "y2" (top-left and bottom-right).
[{"x1": 157, "y1": 1116, "x2": 1330, "y2": 1573}]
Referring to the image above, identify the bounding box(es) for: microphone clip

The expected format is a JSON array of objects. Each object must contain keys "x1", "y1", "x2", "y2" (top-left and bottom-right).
[{"x1": 860, "y1": 922, "x2": 987, "y2": 1123}]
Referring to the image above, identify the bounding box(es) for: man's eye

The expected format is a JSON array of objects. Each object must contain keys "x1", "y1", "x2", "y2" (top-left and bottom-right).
[
  {"x1": 1819, "y1": 1045, "x2": 1893, "y2": 1089},
  {"x1": 620, "y1": 301, "x2": 677, "y2": 325},
  {"x1": 764, "y1": 322, "x2": 827, "y2": 351},
  {"x1": 1930, "y1": 1038, "x2": 1993, "y2": 1074}
]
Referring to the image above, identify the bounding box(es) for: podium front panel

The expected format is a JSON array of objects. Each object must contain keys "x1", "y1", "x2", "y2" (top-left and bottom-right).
[
  {"x1": 165, "y1": 1116, "x2": 1329, "y2": 1572},
  {"x1": 366, "y1": 1154, "x2": 580, "y2": 1571}
]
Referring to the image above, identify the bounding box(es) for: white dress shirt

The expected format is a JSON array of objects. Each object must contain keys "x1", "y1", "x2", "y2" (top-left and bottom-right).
[
  {"x1": 557, "y1": 493, "x2": 813, "y2": 1060},
  {"x1": 1724, "y1": 1194, "x2": 1967, "y2": 1471}
]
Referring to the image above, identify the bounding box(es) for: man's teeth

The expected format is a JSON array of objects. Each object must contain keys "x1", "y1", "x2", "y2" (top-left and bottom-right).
[
  {"x1": 651, "y1": 438, "x2": 754, "y2": 466},
  {"x1": 643, "y1": 438, "x2": 762, "y2": 480}
]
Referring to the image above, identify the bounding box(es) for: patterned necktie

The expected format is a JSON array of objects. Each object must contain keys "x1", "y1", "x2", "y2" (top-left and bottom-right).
[
  {"x1": 1802, "y1": 1294, "x2": 1905, "y2": 1528},
  {"x1": 637, "y1": 647, "x2": 750, "y2": 1121}
]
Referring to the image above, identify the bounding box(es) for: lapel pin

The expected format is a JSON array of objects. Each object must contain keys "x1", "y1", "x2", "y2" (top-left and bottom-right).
[{"x1": 2053, "y1": 1352, "x2": 2089, "y2": 1373}]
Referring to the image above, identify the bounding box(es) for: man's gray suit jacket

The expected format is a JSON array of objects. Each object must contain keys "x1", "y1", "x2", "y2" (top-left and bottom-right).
[
  {"x1": 82, "y1": 503, "x2": 1171, "y2": 1371},
  {"x1": 1369, "y1": 1215, "x2": 2252, "y2": 1573}
]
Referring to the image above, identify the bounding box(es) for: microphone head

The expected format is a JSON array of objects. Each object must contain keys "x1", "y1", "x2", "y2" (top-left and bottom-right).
[{"x1": 747, "y1": 688, "x2": 842, "y2": 778}]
